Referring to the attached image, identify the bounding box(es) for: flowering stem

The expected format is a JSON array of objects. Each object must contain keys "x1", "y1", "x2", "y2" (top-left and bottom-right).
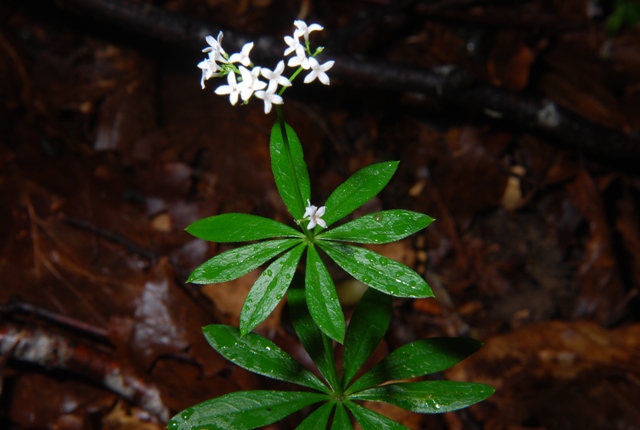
[
  {"x1": 278, "y1": 47, "x2": 325, "y2": 97},
  {"x1": 278, "y1": 66, "x2": 305, "y2": 97},
  {"x1": 276, "y1": 106, "x2": 313, "y2": 240}
]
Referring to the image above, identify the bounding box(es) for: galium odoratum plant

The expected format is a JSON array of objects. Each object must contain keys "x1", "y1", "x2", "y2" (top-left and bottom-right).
[
  {"x1": 192, "y1": 21, "x2": 431, "y2": 343},
  {"x1": 169, "y1": 20, "x2": 493, "y2": 429}
]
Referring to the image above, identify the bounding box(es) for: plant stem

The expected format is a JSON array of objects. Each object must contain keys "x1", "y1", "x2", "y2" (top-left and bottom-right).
[{"x1": 276, "y1": 106, "x2": 313, "y2": 241}]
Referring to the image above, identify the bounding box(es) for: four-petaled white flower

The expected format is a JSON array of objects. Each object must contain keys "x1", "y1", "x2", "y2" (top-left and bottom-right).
[
  {"x1": 239, "y1": 66, "x2": 267, "y2": 101},
  {"x1": 293, "y1": 20, "x2": 324, "y2": 45},
  {"x1": 228, "y1": 42, "x2": 254, "y2": 67},
  {"x1": 255, "y1": 81, "x2": 284, "y2": 114},
  {"x1": 203, "y1": 32, "x2": 227, "y2": 62},
  {"x1": 284, "y1": 35, "x2": 301, "y2": 56},
  {"x1": 261, "y1": 61, "x2": 292, "y2": 88},
  {"x1": 287, "y1": 44, "x2": 310, "y2": 70},
  {"x1": 214, "y1": 71, "x2": 242, "y2": 105},
  {"x1": 303, "y1": 200, "x2": 327, "y2": 229},
  {"x1": 304, "y1": 57, "x2": 334, "y2": 85},
  {"x1": 198, "y1": 55, "x2": 221, "y2": 89}
]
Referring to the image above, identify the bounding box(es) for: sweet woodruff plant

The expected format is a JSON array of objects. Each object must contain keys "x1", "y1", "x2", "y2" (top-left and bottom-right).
[{"x1": 168, "y1": 21, "x2": 493, "y2": 430}]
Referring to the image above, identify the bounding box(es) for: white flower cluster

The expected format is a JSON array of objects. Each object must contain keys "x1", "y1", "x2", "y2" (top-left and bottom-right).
[{"x1": 198, "y1": 20, "x2": 335, "y2": 114}]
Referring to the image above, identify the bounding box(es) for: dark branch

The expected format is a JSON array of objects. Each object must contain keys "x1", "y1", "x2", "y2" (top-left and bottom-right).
[
  {"x1": 0, "y1": 322, "x2": 169, "y2": 422},
  {"x1": 53, "y1": 0, "x2": 640, "y2": 164}
]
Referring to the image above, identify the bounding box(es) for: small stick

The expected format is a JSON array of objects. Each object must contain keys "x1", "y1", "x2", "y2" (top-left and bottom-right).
[{"x1": 0, "y1": 322, "x2": 169, "y2": 422}]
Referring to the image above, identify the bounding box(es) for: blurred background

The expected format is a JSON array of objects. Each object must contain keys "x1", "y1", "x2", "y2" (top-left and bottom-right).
[{"x1": 1, "y1": 0, "x2": 640, "y2": 428}]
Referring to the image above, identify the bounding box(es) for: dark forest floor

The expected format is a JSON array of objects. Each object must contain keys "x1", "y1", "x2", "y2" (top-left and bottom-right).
[{"x1": 2, "y1": 1, "x2": 640, "y2": 429}]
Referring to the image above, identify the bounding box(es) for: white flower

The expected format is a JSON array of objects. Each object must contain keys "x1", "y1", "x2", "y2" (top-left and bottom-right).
[
  {"x1": 261, "y1": 61, "x2": 291, "y2": 88},
  {"x1": 238, "y1": 66, "x2": 267, "y2": 101},
  {"x1": 284, "y1": 35, "x2": 301, "y2": 56},
  {"x1": 287, "y1": 44, "x2": 310, "y2": 69},
  {"x1": 255, "y1": 81, "x2": 283, "y2": 114},
  {"x1": 203, "y1": 32, "x2": 227, "y2": 62},
  {"x1": 303, "y1": 200, "x2": 327, "y2": 229},
  {"x1": 304, "y1": 57, "x2": 334, "y2": 85},
  {"x1": 228, "y1": 42, "x2": 254, "y2": 67},
  {"x1": 293, "y1": 20, "x2": 324, "y2": 44},
  {"x1": 197, "y1": 55, "x2": 221, "y2": 89},
  {"x1": 214, "y1": 72, "x2": 242, "y2": 105}
]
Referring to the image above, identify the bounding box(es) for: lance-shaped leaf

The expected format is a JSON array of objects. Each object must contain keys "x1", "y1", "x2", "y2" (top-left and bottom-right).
[
  {"x1": 350, "y1": 381, "x2": 495, "y2": 414},
  {"x1": 295, "y1": 401, "x2": 335, "y2": 430},
  {"x1": 188, "y1": 239, "x2": 300, "y2": 284},
  {"x1": 331, "y1": 404, "x2": 353, "y2": 430},
  {"x1": 345, "y1": 402, "x2": 409, "y2": 430},
  {"x1": 167, "y1": 390, "x2": 327, "y2": 430},
  {"x1": 322, "y1": 161, "x2": 399, "y2": 227},
  {"x1": 271, "y1": 121, "x2": 311, "y2": 220},
  {"x1": 305, "y1": 244, "x2": 345, "y2": 343},
  {"x1": 342, "y1": 288, "x2": 391, "y2": 386},
  {"x1": 318, "y1": 242, "x2": 432, "y2": 298},
  {"x1": 346, "y1": 338, "x2": 482, "y2": 394},
  {"x1": 203, "y1": 325, "x2": 328, "y2": 393},
  {"x1": 186, "y1": 213, "x2": 303, "y2": 243},
  {"x1": 319, "y1": 210, "x2": 434, "y2": 244},
  {"x1": 240, "y1": 243, "x2": 305, "y2": 335},
  {"x1": 288, "y1": 285, "x2": 340, "y2": 392}
]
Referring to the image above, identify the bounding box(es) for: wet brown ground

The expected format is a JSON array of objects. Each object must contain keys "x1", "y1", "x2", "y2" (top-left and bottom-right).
[{"x1": 1, "y1": 1, "x2": 640, "y2": 429}]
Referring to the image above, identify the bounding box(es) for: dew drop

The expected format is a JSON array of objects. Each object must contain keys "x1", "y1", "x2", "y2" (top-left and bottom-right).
[
  {"x1": 362, "y1": 275, "x2": 372, "y2": 283},
  {"x1": 265, "y1": 346, "x2": 271, "y2": 351},
  {"x1": 181, "y1": 408, "x2": 195, "y2": 421},
  {"x1": 379, "y1": 257, "x2": 389, "y2": 266},
  {"x1": 365, "y1": 253, "x2": 376, "y2": 263},
  {"x1": 168, "y1": 420, "x2": 180, "y2": 429},
  {"x1": 266, "y1": 269, "x2": 273, "y2": 276}
]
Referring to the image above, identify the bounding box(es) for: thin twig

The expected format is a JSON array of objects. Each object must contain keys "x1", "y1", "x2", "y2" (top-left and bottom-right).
[
  {"x1": 60, "y1": 215, "x2": 221, "y2": 318},
  {"x1": 61, "y1": 215, "x2": 157, "y2": 263},
  {"x1": 0, "y1": 300, "x2": 110, "y2": 341}
]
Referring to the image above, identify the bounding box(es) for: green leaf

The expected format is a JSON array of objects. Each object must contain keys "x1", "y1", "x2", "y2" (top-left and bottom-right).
[
  {"x1": 342, "y1": 288, "x2": 391, "y2": 386},
  {"x1": 203, "y1": 325, "x2": 328, "y2": 393},
  {"x1": 167, "y1": 390, "x2": 327, "y2": 430},
  {"x1": 295, "y1": 401, "x2": 335, "y2": 430},
  {"x1": 331, "y1": 403, "x2": 353, "y2": 430},
  {"x1": 319, "y1": 210, "x2": 433, "y2": 244},
  {"x1": 606, "y1": 1, "x2": 640, "y2": 34},
  {"x1": 350, "y1": 381, "x2": 495, "y2": 414},
  {"x1": 240, "y1": 243, "x2": 305, "y2": 335},
  {"x1": 188, "y1": 239, "x2": 301, "y2": 284},
  {"x1": 346, "y1": 338, "x2": 482, "y2": 394},
  {"x1": 305, "y1": 244, "x2": 345, "y2": 343},
  {"x1": 318, "y1": 242, "x2": 432, "y2": 298},
  {"x1": 345, "y1": 402, "x2": 409, "y2": 430},
  {"x1": 288, "y1": 285, "x2": 340, "y2": 393},
  {"x1": 322, "y1": 161, "x2": 399, "y2": 227},
  {"x1": 271, "y1": 121, "x2": 311, "y2": 220},
  {"x1": 186, "y1": 213, "x2": 303, "y2": 243}
]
